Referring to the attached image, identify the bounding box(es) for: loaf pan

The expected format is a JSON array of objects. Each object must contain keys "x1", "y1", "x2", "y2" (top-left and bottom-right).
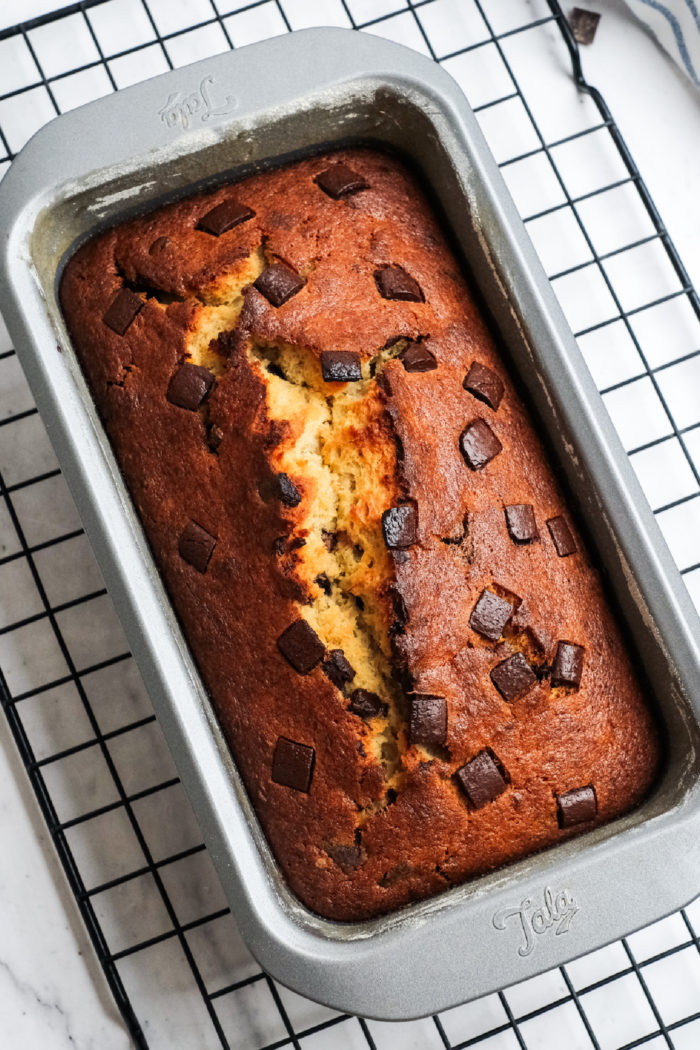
[{"x1": 1, "y1": 29, "x2": 699, "y2": 1021}]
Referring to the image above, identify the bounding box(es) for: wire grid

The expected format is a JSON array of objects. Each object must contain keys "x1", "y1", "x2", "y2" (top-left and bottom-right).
[{"x1": 1, "y1": 0, "x2": 700, "y2": 1048}]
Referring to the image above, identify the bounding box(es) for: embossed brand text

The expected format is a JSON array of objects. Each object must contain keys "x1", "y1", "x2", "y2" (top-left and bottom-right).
[
  {"x1": 493, "y1": 886, "x2": 579, "y2": 957},
  {"x1": 158, "y1": 75, "x2": 235, "y2": 130}
]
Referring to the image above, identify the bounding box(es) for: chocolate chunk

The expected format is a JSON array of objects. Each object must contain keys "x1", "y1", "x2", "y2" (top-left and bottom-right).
[
  {"x1": 315, "y1": 163, "x2": 368, "y2": 199},
  {"x1": 322, "y1": 649, "x2": 355, "y2": 689},
  {"x1": 253, "y1": 263, "x2": 305, "y2": 307},
  {"x1": 374, "y1": 266, "x2": 424, "y2": 303},
  {"x1": 490, "y1": 653, "x2": 537, "y2": 702},
  {"x1": 463, "y1": 362, "x2": 504, "y2": 411},
  {"x1": 409, "y1": 694, "x2": 447, "y2": 747},
  {"x1": 400, "y1": 341, "x2": 437, "y2": 373},
  {"x1": 469, "y1": 589, "x2": 514, "y2": 641},
  {"x1": 321, "y1": 350, "x2": 362, "y2": 383},
  {"x1": 196, "y1": 198, "x2": 255, "y2": 236},
  {"x1": 557, "y1": 785, "x2": 597, "y2": 827},
  {"x1": 259, "y1": 472, "x2": 302, "y2": 507},
  {"x1": 551, "y1": 641, "x2": 585, "y2": 688},
  {"x1": 382, "y1": 505, "x2": 417, "y2": 549},
  {"x1": 166, "y1": 362, "x2": 215, "y2": 410},
  {"x1": 207, "y1": 424, "x2": 224, "y2": 451},
  {"x1": 277, "y1": 619, "x2": 325, "y2": 674},
  {"x1": 459, "y1": 419, "x2": 502, "y2": 471},
  {"x1": 456, "y1": 749, "x2": 508, "y2": 809},
  {"x1": 547, "y1": 515, "x2": 577, "y2": 557},
  {"x1": 271, "y1": 736, "x2": 315, "y2": 793},
  {"x1": 569, "y1": 7, "x2": 600, "y2": 44},
  {"x1": 178, "y1": 521, "x2": 217, "y2": 573},
  {"x1": 349, "y1": 689, "x2": 383, "y2": 719},
  {"x1": 325, "y1": 842, "x2": 365, "y2": 873},
  {"x1": 321, "y1": 530, "x2": 337, "y2": 552},
  {"x1": 505, "y1": 504, "x2": 539, "y2": 544},
  {"x1": 148, "y1": 235, "x2": 170, "y2": 255},
  {"x1": 103, "y1": 288, "x2": 143, "y2": 335},
  {"x1": 315, "y1": 573, "x2": 332, "y2": 596}
]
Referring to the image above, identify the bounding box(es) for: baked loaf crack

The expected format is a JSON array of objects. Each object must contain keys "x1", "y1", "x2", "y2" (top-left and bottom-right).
[{"x1": 60, "y1": 148, "x2": 660, "y2": 921}]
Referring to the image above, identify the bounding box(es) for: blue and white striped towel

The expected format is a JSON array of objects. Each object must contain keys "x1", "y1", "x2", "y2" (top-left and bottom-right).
[{"x1": 624, "y1": 0, "x2": 700, "y2": 85}]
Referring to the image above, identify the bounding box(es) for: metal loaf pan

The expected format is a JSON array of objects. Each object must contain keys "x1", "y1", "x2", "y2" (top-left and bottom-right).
[{"x1": 1, "y1": 29, "x2": 699, "y2": 1021}]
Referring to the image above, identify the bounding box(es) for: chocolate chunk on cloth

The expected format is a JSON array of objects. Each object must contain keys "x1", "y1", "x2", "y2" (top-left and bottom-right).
[
  {"x1": 258, "y1": 472, "x2": 302, "y2": 507},
  {"x1": 321, "y1": 350, "x2": 362, "y2": 383},
  {"x1": 491, "y1": 653, "x2": 537, "y2": 702},
  {"x1": 469, "y1": 589, "x2": 514, "y2": 642},
  {"x1": 409, "y1": 694, "x2": 447, "y2": 747},
  {"x1": 196, "y1": 198, "x2": 255, "y2": 236},
  {"x1": 557, "y1": 785, "x2": 597, "y2": 827},
  {"x1": 349, "y1": 689, "x2": 383, "y2": 719},
  {"x1": 456, "y1": 749, "x2": 508, "y2": 809},
  {"x1": 315, "y1": 163, "x2": 368, "y2": 199},
  {"x1": 400, "y1": 341, "x2": 437, "y2": 373},
  {"x1": 547, "y1": 515, "x2": 577, "y2": 557},
  {"x1": 374, "y1": 265, "x2": 424, "y2": 302},
  {"x1": 382, "y1": 504, "x2": 417, "y2": 549},
  {"x1": 463, "y1": 361, "x2": 504, "y2": 411},
  {"x1": 166, "y1": 362, "x2": 215, "y2": 410},
  {"x1": 103, "y1": 288, "x2": 143, "y2": 335},
  {"x1": 460, "y1": 419, "x2": 502, "y2": 470},
  {"x1": 551, "y1": 641, "x2": 585, "y2": 688},
  {"x1": 569, "y1": 7, "x2": 600, "y2": 45},
  {"x1": 277, "y1": 619, "x2": 325, "y2": 674},
  {"x1": 505, "y1": 504, "x2": 539, "y2": 544},
  {"x1": 322, "y1": 649, "x2": 355, "y2": 689},
  {"x1": 272, "y1": 736, "x2": 315, "y2": 793},
  {"x1": 178, "y1": 521, "x2": 217, "y2": 573},
  {"x1": 254, "y1": 263, "x2": 305, "y2": 307}
]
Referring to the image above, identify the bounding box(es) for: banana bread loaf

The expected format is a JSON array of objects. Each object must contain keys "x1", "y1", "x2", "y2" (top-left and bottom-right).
[{"x1": 59, "y1": 147, "x2": 661, "y2": 921}]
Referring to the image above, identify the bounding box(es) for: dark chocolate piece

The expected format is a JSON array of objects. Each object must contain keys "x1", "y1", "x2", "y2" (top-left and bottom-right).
[
  {"x1": 490, "y1": 653, "x2": 537, "y2": 702},
  {"x1": 325, "y1": 842, "x2": 365, "y2": 873},
  {"x1": 409, "y1": 694, "x2": 447, "y2": 747},
  {"x1": 374, "y1": 265, "x2": 424, "y2": 303},
  {"x1": 315, "y1": 573, "x2": 332, "y2": 596},
  {"x1": 259, "y1": 472, "x2": 302, "y2": 507},
  {"x1": 569, "y1": 7, "x2": 600, "y2": 45},
  {"x1": 349, "y1": 689, "x2": 383, "y2": 719},
  {"x1": 148, "y1": 235, "x2": 170, "y2": 255},
  {"x1": 207, "y1": 424, "x2": 224, "y2": 451},
  {"x1": 399, "y1": 341, "x2": 437, "y2": 373},
  {"x1": 557, "y1": 785, "x2": 597, "y2": 827},
  {"x1": 166, "y1": 362, "x2": 215, "y2": 411},
  {"x1": 469, "y1": 589, "x2": 514, "y2": 642},
  {"x1": 315, "y1": 162, "x2": 368, "y2": 199},
  {"x1": 456, "y1": 749, "x2": 508, "y2": 809},
  {"x1": 321, "y1": 350, "x2": 362, "y2": 383},
  {"x1": 103, "y1": 288, "x2": 143, "y2": 335},
  {"x1": 547, "y1": 515, "x2": 578, "y2": 557},
  {"x1": 551, "y1": 641, "x2": 585, "y2": 688},
  {"x1": 196, "y1": 198, "x2": 255, "y2": 236},
  {"x1": 321, "y1": 530, "x2": 337, "y2": 552},
  {"x1": 253, "y1": 263, "x2": 305, "y2": 307},
  {"x1": 463, "y1": 361, "x2": 504, "y2": 411},
  {"x1": 322, "y1": 649, "x2": 355, "y2": 689},
  {"x1": 459, "y1": 419, "x2": 502, "y2": 471},
  {"x1": 271, "y1": 736, "x2": 315, "y2": 793},
  {"x1": 277, "y1": 619, "x2": 325, "y2": 674},
  {"x1": 178, "y1": 521, "x2": 217, "y2": 573},
  {"x1": 382, "y1": 504, "x2": 417, "y2": 549},
  {"x1": 505, "y1": 504, "x2": 539, "y2": 544}
]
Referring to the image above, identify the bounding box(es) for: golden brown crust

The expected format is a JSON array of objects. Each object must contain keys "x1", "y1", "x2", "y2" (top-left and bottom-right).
[{"x1": 59, "y1": 147, "x2": 660, "y2": 921}]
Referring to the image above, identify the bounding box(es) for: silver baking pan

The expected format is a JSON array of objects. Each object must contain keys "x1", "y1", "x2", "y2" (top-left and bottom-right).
[{"x1": 1, "y1": 29, "x2": 699, "y2": 1021}]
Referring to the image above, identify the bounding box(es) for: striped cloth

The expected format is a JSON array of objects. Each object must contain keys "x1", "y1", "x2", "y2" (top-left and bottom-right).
[{"x1": 624, "y1": 0, "x2": 700, "y2": 85}]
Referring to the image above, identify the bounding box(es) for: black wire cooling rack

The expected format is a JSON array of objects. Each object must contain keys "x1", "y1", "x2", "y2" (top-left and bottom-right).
[{"x1": 1, "y1": 1, "x2": 700, "y2": 1048}]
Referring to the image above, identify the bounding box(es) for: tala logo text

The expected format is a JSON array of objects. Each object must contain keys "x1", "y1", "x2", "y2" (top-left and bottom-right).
[
  {"x1": 493, "y1": 887, "x2": 579, "y2": 957},
  {"x1": 158, "y1": 75, "x2": 236, "y2": 130}
]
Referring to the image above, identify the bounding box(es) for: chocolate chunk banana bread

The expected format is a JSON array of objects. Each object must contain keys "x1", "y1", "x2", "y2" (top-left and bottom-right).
[{"x1": 59, "y1": 147, "x2": 660, "y2": 921}]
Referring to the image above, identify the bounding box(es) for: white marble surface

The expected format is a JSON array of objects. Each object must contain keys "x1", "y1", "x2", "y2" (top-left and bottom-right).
[{"x1": 0, "y1": 1, "x2": 699, "y2": 1049}]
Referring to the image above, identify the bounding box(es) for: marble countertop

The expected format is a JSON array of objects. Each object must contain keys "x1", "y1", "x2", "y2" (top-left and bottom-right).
[{"x1": 0, "y1": 1, "x2": 699, "y2": 1048}]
